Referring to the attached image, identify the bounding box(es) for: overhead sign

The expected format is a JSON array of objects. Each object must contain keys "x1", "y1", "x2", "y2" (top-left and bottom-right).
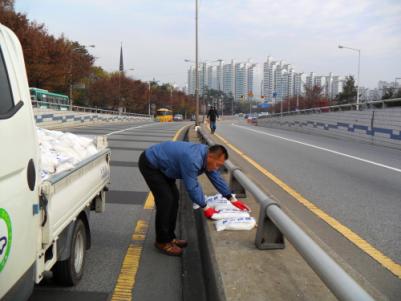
[{"x1": 258, "y1": 102, "x2": 271, "y2": 109}]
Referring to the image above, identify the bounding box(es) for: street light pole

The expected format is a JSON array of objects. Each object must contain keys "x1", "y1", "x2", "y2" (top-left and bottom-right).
[
  {"x1": 148, "y1": 81, "x2": 151, "y2": 116},
  {"x1": 338, "y1": 45, "x2": 361, "y2": 110},
  {"x1": 195, "y1": 0, "x2": 199, "y2": 126}
]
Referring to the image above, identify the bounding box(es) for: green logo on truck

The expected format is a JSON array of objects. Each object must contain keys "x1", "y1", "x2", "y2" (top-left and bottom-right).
[{"x1": 0, "y1": 208, "x2": 12, "y2": 272}]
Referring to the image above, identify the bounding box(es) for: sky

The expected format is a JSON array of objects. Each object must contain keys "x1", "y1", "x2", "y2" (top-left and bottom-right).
[{"x1": 14, "y1": 0, "x2": 401, "y2": 89}]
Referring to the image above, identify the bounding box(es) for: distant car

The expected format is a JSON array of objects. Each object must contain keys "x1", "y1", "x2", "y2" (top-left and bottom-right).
[
  {"x1": 173, "y1": 114, "x2": 183, "y2": 121},
  {"x1": 190, "y1": 114, "x2": 196, "y2": 121}
]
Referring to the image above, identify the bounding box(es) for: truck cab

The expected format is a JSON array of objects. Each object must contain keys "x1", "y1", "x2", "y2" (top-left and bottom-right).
[
  {"x1": 0, "y1": 23, "x2": 40, "y2": 301},
  {"x1": 0, "y1": 23, "x2": 111, "y2": 301}
]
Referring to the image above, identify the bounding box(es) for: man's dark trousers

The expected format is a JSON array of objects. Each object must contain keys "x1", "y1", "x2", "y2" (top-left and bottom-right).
[{"x1": 138, "y1": 151, "x2": 179, "y2": 243}]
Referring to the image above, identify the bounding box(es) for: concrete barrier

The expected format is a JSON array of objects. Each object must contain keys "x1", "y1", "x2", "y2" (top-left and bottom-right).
[
  {"x1": 34, "y1": 109, "x2": 151, "y2": 129},
  {"x1": 257, "y1": 108, "x2": 401, "y2": 149}
]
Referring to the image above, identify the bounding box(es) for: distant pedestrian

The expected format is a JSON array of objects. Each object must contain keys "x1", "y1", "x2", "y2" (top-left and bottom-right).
[
  {"x1": 138, "y1": 141, "x2": 249, "y2": 256},
  {"x1": 207, "y1": 106, "x2": 219, "y2": 134}
]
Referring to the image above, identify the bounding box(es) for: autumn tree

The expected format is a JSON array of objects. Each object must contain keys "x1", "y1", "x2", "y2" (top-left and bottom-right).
[{"x1": 335, "y1": 76, "x2": 357, "y2": 105}]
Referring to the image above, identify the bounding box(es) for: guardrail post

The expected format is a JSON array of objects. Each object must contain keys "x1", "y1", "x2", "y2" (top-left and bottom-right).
[
  {"x1": 229, "y1": 168, "x2": 246, "y2": 198},
  {"x1": 255, "y1": 203, "x2": 285, "y2": 250}
]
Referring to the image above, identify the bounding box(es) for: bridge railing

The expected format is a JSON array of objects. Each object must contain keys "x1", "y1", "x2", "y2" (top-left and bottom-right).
[
  {"x1": 32, "y1": 100, "x2": 151, "y2": 118},
  {"x1": 198, "y1": 127, "x2": 375, "y2": 301},
  {"x1": 261, "y1": 97, "x2": 401, "y2": 119}
]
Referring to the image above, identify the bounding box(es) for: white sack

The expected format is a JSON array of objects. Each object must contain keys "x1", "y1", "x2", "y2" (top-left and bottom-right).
[
  {"x1": 37, "y1": 127, "x2": 99, "y2": 179},
  {"x1": 215, "y1": 217, "x2": 256, "y2": 231},
  {"x1": 210, "y1": 209, "x2": 250, "y2": 220}
]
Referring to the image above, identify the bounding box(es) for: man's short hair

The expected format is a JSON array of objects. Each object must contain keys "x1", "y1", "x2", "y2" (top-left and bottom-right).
[{"x1": 208, "y1": 144, "x2": 228, "y2": 160}]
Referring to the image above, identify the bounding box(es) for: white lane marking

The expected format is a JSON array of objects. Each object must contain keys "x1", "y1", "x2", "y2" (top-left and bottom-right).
[
  {"x1": 232, "y1": 124, "x2": 401, "y2": 174},
  {"x1": 106, "y1": 123, "x2": 156, "y2": 136}
]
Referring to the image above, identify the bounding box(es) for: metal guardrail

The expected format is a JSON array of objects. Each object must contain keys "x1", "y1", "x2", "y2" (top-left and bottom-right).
[
  {"x1": 261, "y1": 97, "x2": 401, "y2": 119},
  {"x1": 197, "y1": 127, "x2": 375, "y2": 301},
  {"x1": 33, "y1": 100, "x2": 151, "y2": 118}
]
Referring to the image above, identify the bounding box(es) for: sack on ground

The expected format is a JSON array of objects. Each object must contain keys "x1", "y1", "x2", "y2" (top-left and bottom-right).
[
  {"x1": 205, "y1": 193, "x2": 238, "y2": 210},
  {"x1": 215, "y1": 217, "x2": 256, "y2": 231},
  {"x1": 210, "y1": 209, "x2": 250, "y2": 220}
]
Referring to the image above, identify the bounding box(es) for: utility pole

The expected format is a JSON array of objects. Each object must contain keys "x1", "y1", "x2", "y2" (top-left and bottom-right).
[{"x1": 195, "y1": 0, "x2": 199, "y2": 126}]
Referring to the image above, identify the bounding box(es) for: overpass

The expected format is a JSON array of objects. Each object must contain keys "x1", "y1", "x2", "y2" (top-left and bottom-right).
[{"x1": 29, "y1": 111, "x2": 400, "y2": 300}]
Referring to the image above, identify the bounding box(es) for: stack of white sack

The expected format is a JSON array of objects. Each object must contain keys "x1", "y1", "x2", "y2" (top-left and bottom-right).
[
  {"x1": 200, "y1": 193, "x2": 257, "y2": 231},
  {"x1": 37, "y1": 127, "x2": 98, "y2": 179}
]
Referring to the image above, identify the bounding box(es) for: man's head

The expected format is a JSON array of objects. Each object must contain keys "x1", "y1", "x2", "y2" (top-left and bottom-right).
[{"x1": 206, "y1": 144, "x2": 228, "y2": 171}]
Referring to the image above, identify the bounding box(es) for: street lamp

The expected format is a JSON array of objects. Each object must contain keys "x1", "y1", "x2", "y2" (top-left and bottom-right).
[
  {"x1": 70, "y1": 44, "x2": 95, "y2": 109},
  {"x1": 338, "y1": 44, "x2": 361, "y2": 110}
]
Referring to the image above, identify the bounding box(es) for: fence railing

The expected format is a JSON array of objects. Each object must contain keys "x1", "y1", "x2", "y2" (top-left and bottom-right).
[
  {"x1": 197, "y1": 127, "x2": 375, "y2": 301},
  {"x1": 262, "y1": 97, "x2": 401, "y2": 119},
  {"x1": 33, "y1": 100, "x2": 151, "y2": 118}
]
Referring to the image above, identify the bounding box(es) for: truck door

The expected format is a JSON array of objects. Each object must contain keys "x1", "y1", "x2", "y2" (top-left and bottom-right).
[{"x1": 0, "y1": 24, "x2": 40, "y2": 300}]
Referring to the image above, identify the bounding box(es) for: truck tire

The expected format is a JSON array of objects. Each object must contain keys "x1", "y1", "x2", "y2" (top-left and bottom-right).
[{"x1": 53, "y1": 219, "x2": 87, "y2": 286}]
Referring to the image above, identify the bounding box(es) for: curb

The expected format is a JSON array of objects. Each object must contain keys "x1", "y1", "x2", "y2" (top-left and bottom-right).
[{"x1": 179, "y1": 125, "x2": 226, "y2": 301}]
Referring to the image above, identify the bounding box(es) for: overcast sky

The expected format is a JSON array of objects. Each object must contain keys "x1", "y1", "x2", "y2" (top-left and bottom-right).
[{"x1": 15, "y1": 0, "x2": 401, "y2": 89}]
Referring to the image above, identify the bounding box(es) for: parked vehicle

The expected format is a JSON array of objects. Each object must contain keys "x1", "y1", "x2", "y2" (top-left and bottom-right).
[
  {"x1": 0, "y1": 23, "x2": 111, "y2": 300},
  {"x1": 173, "y1": 113, "x2": 183, "y2": 121}
]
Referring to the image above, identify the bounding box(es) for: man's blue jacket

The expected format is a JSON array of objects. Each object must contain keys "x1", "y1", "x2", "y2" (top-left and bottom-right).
[{"x1": 145, "y1": 141, "x2": 232, "y2": 208}]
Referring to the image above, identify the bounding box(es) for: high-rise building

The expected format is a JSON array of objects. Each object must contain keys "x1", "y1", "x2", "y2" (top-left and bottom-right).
[
  {"x1": 306, "y1": 72, "x2": 315, "y2": 89},
  {"x1": 187, "y1": 57, "x2": 344, "y2": 106},
  {"x1": 187, "y1": 66, "x2": 196, "y2": 95},
  {"x1": 314, "y1": 76, "x2": 326, "y2": 88},
  {"x1": 273, "y1": 61, "x2": 287, "y2": 101},
  {"x1": 294, "y1": 72, "x2": 307, "y2": 96},
  {"x1": 235, "y1": 62, "x2": 248, "y2": 101},
  {"x1": 223, "y1": 60, "x2": 235, "y2": 97},
  {"x1": 247, "y1": 63, "x2": 260, "y2": 100},
  {"x1": 199, "y1": 62, "x2": 208, "y2": 95},
  {"x1": 216, "y1": 60, "x2": 224, "y2": 91},
  {"x1": 285, "y1": 64, "x2": 294, "y2": 99},
  {"x1": 263, "y1": 56, "x2": 277, "y2": 101},
  {"x1": 207, "y1": 65, "x2": 217, "y2": 90},
  {"x1": 332, "y1": 76, "x2": 344, "y2": 98},
  {"x1": 325, "y1": 72, "x2": 333, "y2": 98}
]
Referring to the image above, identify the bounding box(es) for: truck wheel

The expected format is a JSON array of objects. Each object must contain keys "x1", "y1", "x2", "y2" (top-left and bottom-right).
[{"x1": 53, "y1": 219, "x2": 87, "y2": 286}]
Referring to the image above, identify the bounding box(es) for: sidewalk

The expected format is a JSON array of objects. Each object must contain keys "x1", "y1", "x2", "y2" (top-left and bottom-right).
[{"x1": 185, "y1": 126, "x2": 336, "y2": 301}]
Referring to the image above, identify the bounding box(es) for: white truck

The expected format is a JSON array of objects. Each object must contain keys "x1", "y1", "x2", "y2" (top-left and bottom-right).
[{"x1": 0, "y1": 24, "x2": 111, "y2": 300}]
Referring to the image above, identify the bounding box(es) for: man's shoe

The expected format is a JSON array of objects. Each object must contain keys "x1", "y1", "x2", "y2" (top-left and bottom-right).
[
  {"x1": 172, "y1": 238, "x2": 188, "y2": 248},
  {"x1": 154, "y1": 242, "x2": 183, "y2": 256}
]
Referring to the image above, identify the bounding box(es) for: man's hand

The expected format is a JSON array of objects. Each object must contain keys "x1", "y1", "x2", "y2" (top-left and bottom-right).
[
  {"x1": 203, "y1": 206, "x2": 219, "y2": 219},
  {"x1": 230, "y1": 195, "x2": 250, "y2": 211}
]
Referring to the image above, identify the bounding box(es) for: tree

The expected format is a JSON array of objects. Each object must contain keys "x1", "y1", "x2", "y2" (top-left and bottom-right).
[
  {"x1": 335, "y1": 76, "x2": 357, "y2": 105},
  {"x1": 381, "y1": 87, "x2": 401, "y2": 107}
]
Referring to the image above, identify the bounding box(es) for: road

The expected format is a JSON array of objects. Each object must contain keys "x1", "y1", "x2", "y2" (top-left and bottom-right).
[
  {"x1": 30, "y1": 121, "x2": 189, "y2": 301},
  {"x1": 214, "y1": 119, "x2": 401, "y2": 299},
  {"x1": 28, "y1": 119, "x2": 401, "y2": 300}
]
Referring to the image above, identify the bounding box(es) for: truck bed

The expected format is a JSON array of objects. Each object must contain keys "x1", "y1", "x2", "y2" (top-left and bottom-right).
[{"x1": 40, "y1": 145, "x2": 111, "y2": 246}]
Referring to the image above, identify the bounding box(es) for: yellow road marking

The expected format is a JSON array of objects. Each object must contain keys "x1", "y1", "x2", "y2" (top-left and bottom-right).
[
  {"x1": 143, "y1": 193, "x2": 154, "y2": 209},
  {"x1": 172, "y1": 124, "x2": 187, "y2": 141},
  {"x1": 111, "y1": 220, "x2": 149, "y2": 301},
  {"x1": 215, "y1": 132, "x2": 401, "y2": 279},
  {"x1": 112, "y1": 125, "x2": 188, "y2": 300}
]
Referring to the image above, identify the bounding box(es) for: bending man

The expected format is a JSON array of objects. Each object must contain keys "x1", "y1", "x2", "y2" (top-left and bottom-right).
[{"x1": 138, "y1": 141, "x2": 249, "y2": 256}]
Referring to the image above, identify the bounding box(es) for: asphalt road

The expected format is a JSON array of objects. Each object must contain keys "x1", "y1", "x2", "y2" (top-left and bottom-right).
[
  {"x1": 214, "y1": 119, "x2": 401, "y2": 300},
  {"x1": 30, "y1": 121, "x2": 189, "y2": 301},
  {"x1": 218, "y1": 120, "x2": 401, "y2": 263}
]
